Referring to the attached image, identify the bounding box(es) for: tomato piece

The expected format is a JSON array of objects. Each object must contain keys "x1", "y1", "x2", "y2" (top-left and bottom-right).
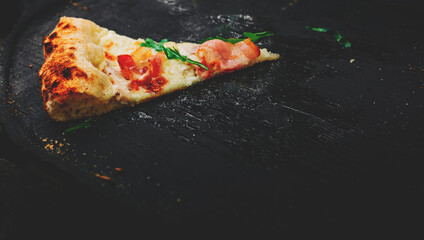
[
  {"x1": 129, "y1": 75, "x2": 168, "y2": 93},
  {"x1": 148, "y1": 53, "x2": 164, "y2": 77},
  {"x1": 118, "y1": 53, "x2": 167, "y2": 93},
  {"x1": 117, "y1": 54, "x2": 136, "y2": 80}
]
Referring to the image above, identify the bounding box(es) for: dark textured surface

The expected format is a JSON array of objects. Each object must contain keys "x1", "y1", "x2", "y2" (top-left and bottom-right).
[{"x1": 1, "y1": 0, "x2": 424, "y2": 238}]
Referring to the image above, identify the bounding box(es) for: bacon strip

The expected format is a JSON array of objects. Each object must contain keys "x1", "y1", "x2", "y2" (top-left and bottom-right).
[{"x1": 195, "y1": 38, "x2": 261, "y2": 78}]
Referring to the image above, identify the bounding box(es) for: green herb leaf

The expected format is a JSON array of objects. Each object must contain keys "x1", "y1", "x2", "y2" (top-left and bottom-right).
[
  {"x1": 163, "y1": 47, "x2": 208, "y2": 71},
  {"x1": 200, "y1": 36, "x2": 244, "y2": 44},
  {"x1": 140, "y1": 38, "x2": 168, "y2": 51},
  {"x1": 305, "y1": 26, "x2": 329, "y2": 33},
  {"x1": 342, "y1": 41, "x2": 352, "y2": 48},
  {"x1": 141, "y1": 38, "x2": 208, "y2": 71},
  {"x1": 64, "y1": 117, "x2": 92, "y2": 133},
  {"x1": 186, "y1": 58, "x2": 208, "y2": 70},
  {"x1": 332, "y1": 31, "x2": 352, "y2": 48},
  {"x1": 305, "y1": 25, "x2": 351, "y2": 48},
  {"x1": 243, "y1": 31, "x2": 274, "y2": 42},
  {"x1": 162, "y1": 46, "x2": 181, "y2": 59},
  {"x1": 333, "y1": 31, "x2": 343, "y2": 42},
  {"x1": 200, "y1": 31, "x2": 274, "y2": 44}
]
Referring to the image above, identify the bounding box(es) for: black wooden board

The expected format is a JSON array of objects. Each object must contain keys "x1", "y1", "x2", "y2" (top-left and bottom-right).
[{"x1": 1, "y1": 0, "x2": 424, "y2": 232}]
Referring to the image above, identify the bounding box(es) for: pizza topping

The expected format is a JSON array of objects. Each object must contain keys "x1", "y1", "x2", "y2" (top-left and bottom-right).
[
  {"x1": 195, "y1": 38, "x2": 261, "y2": 78},
  {"x1": 117, "y1": 52, "x2": 168, "y2": 93},
  {"x1": 148, "y1": 53, "x2": 163, "y2": 77},
  {"x1": 131, "y1": 46, "x2": 153, "y2": 63},
  {"x1": 129, "y1": 75, "x2": 167, "y2": 93},
  {"x1": 105, "y1": 41, "x2": 114, "y2": 51},
  {"x1": 140, "y1": 38, "x2": 208, "y2": 70},
  {"x1": 117, "y1": 54, "x2": 137, "y2": 80},
  {"x1": 140, "y1": 38, "x2": 168, "y2": 52},
  {"x1": 200, "y1": 31, "x2": 274, "y2": 44},
  {"x1": 104, "y1": 51, "x2": 116, "y2": 61},
  {"x1": 194, "y1": 31, "x2": 274, "y2": 77},
  {"x1": 162, "y1": 46, "x2": 208, "y2": 71},
  {"x1": 128, "y1": 53, "x2": 168, "y2": 92}
]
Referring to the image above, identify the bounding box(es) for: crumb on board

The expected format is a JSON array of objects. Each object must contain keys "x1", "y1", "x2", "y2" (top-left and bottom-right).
[
  {"x1": 95, "y1": 173, "x2": 112, "y2": 181},
  {"x1": 44, "y1": 143, "x2": 54, "y2": 151},
  {"x1": 41, "y1": 137, "x2": 70, "y2": 155},
  {"x1": 71, "y1": 1, "x2": 88, "y2": 11}
]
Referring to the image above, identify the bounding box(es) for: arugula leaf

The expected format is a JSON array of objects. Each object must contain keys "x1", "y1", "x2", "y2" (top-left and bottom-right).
[
  {"x1": 140, "y1": 39, "x2": 208, "y2": 71},
  {"x1": 243, "y1": 31, "x2": 274, "y2": 42},
  {"x1": 341, "y1": 40, "x2": 351, "y2": 48},
  {"x1": 305, "y1": 26, "x2": 329, "y2": 33},
  {"x1": 200, "y1": 36, "x2": 244, "y2": 44},
  {"x1": 332, "y1": 31, "x2": 352, "y2": 48},
  {"x1": 140, "y1": 38, "x2": 168, "y2": 51},
  {"x1": 64, "y1": 117, "x2": 92, "y2": 133},
  {"x1": 162, "y1": 46, "x2": 180, "y2": 59},
  {"x1": 305, "y1": 25, "x2": 351, "y2": 48},
  {"x1": 200, "y1": 31, "x2": 274, "y2": 44},
  {"x1": 163, "y1": 47, "x2": 208, "y2": 70},
  {"x1": 333, "y1": 31, "x2": 343, "y2": 41}
]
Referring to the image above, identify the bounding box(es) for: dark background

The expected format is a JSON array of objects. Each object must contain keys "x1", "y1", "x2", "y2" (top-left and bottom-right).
[{"x1": 1, "y1": 0, "x2": 424, "y2": 238}]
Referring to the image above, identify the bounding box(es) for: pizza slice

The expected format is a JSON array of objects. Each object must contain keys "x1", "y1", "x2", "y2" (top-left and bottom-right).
[{"x1": 39, "y1": 17, "x2": 280, "y2": 121}]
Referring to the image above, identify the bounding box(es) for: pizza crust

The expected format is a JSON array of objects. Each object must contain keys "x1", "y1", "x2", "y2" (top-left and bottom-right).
[{"x1": 39, "y1": 17, "x2": 117, "y2": 121}]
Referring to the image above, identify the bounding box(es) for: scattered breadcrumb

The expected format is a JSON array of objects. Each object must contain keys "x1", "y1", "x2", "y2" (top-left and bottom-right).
[
  {"x1": 41, "y1": 137, "x2": 70, "y2": 155},
  {"x1": 70, "y1": 1, "x2": 88, "y2": 11},
  {"x1": 95, "y1": 173, "x2": 111, "y2": 181},
  {"x1": 44, "y1": 143, "x2": 54, "y2": 151}
]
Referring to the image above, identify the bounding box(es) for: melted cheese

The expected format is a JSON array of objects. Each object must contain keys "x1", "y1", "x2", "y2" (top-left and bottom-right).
[
  {"x1": 98, "y1": 30, "x2": 205, "y2": 104},
  {"x1": 95, "y1": 26, "x2": 278, "y2": 105}
]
